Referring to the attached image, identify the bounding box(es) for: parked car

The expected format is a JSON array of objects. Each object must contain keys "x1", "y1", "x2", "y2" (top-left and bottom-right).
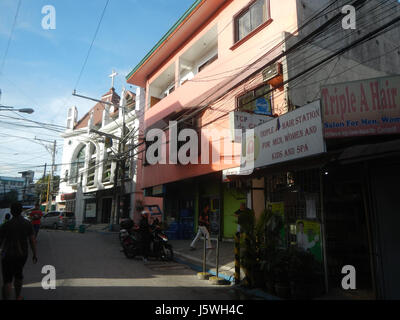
[{"x1": 41, "y1": 211, "x2": 75, "y2": 230}]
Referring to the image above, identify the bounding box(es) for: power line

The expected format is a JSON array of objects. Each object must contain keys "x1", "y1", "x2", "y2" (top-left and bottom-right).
[
  {"x1": 74, "y1": 0, "x2": 111, "y2": 91},
  {"x1": 0, "y1": 0, "x2": 21, "y2": 77}
]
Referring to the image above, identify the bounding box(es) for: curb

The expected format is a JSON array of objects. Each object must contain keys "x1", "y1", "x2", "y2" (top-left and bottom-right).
[
  {"x1": 173, "y1": 256, "x2": 234, "y2": 283},
  {"x1": 173, "y1": 252, "x2": 281, "y2": 301}
]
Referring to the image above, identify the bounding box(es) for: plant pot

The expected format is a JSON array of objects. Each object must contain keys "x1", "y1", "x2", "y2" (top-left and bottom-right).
[{"x1": 274, "y1": 282, "x2": 291, "y2": 299}]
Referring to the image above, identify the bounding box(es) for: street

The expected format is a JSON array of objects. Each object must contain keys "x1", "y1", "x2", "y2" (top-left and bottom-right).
[{"x1": 20, "y1": 229, "x2": 241, "y2": 300}]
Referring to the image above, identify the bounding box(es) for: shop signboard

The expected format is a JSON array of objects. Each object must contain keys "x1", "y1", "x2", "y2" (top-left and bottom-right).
[
  {"x1": 229, "y1": 111, "x2": 272, "y2": 142},
  {"x1": 321, "y1": 75, "x2": 400, "y2": 138},
  {"x1": 242, "y1": 100, "x2": 325, "y2": 170}
]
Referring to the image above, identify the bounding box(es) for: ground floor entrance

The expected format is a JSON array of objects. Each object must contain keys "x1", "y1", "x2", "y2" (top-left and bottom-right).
[
  {"x1": 100, "y1": 197, "x2": 112, "y2": 224},
  {"x1": 323, "y1": 163, "x2": 374, "y2": 298}
]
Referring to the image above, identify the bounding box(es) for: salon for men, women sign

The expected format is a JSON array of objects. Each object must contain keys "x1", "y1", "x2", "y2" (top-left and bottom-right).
[
  {"x1": 241, "y1": 100, "x2": 325, "y2": 171},
  {"x1": 321, "y1": 75, "x2": 400, "y2": 138}
]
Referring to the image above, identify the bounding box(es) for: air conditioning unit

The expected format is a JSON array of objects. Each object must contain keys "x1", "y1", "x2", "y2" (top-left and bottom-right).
[{"x1": 262, "y1": 62, "x2": 283, "y2": 82}]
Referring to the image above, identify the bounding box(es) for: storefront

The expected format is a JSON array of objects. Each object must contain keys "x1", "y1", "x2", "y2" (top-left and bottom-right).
[
  {"x1": 83, "y1": 191, "x2": 97, "y2": 223},
  {"x1": 320, "y1": 76, "x2": 400, "y2": 299},
  {"x1": 96, "y1": 188, "x2": 114, "y2": 224},
  {"x1": 60, "y1": 192, "x2": 76, "y2": 213}
]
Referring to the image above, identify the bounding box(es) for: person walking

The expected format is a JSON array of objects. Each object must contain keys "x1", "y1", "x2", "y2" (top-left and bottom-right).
[
  {"x1": 0, "y1": 202, "x2": 37, "y2": 300},
  {"x1": 190, "y1": 204, "x2": 213, "y2": 250},
  {"x1": 29, "y1": 203, "x2": 43, "y2": 238}
]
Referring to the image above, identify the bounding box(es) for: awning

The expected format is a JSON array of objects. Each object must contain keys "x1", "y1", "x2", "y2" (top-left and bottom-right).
[{"x1": 339, "y1": 139, "x2": 400, "y2": 163}]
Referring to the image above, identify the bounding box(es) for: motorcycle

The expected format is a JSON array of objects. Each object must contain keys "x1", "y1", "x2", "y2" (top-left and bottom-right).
[{"x1": 119, "y1": 218, "x2": 173, "y2": 261}]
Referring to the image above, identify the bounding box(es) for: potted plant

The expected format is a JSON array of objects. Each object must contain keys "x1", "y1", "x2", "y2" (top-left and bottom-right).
[
  {"x1": 288, "y1": 247, "x2": 323, "y2": 299},
  {"x1": 238, "y1": 208, "x2": 258, "y2": 287},
  {"x1": 255, "y1": 208, "x2": 283, "y2": 294},
  {"x1": 272, "y1": 248, "x2": 292, "y2": 299}
]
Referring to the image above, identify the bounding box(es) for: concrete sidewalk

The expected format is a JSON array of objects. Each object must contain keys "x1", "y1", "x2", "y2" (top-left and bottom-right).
[{"x1": 169, "y1": 237, "x2": 244, "y2": 283}]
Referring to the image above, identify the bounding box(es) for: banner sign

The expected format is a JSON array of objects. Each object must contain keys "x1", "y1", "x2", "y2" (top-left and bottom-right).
[
  {"x1": 295, "y1": 220, "x2": 322, "y2": 262},
  {"x1": 242, "y1": 101, "x2": 325, "y2": 170},
  {"x1": 229, "y1": 111, "x2": 272, "y2": 141},
  {"x1": 321, "y1": 75, "x2": 400, "y2": 138}
]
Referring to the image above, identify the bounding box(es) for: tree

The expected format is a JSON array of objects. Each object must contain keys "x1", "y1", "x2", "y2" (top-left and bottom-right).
[{"x1": 35, "y1": 175, "x2": 60, "y2": 204}]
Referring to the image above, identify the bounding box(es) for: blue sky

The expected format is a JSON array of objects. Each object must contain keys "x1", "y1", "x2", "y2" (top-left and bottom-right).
[{"x1": 0, "y1": 0, "x2": 194, "y2": 179}]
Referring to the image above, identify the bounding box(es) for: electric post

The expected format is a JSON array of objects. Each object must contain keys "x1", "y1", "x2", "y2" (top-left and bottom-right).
[
  {"x1": 35, "y1": 138, "x2": 57, "y2": 212},
  {"x1": 111, "y1": 90, "x2": 127, "y2": 227},
  {"x1": 48, "y1": 140, "x2": 56, "y2": 212}
]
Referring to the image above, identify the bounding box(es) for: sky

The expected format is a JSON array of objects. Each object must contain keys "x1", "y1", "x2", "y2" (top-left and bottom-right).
[{"x1": 0, "y1": 0, "x2": 194, "y2": 180}]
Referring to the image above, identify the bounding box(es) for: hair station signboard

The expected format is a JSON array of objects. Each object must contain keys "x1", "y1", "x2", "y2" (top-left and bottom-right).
[
  {"x1": 321, "y1": 75, "x2": 400, "y2": 138},
  {"x1": 242, "y1": 100, "x2": 326, "y2": 170}
]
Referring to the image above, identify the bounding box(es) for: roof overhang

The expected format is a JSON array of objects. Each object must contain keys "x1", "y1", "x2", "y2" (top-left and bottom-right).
[{"x1": 126, "y1": 0, "x2": 228, "y2": 87}]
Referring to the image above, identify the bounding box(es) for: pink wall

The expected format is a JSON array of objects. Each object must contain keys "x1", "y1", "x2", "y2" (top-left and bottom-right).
[{"x1": 131, "y1": 0, "x2": 300, "y2": 189}]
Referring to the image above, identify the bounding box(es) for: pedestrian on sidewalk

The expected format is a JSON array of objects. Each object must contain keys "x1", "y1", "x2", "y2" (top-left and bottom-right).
[
  {"x1": 190, "y1": 204, "x2": 213, "y2": 250},
  {"x1": 0, "y1": 202, "x2": 38, "y2": 300},
  {"x1": 29, "y1": 203, "x2": 43, "y2": 239}
]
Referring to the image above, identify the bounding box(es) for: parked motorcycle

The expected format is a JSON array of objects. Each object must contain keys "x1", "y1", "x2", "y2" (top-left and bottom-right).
[{"x1": 119, "y1": 218, "x2": 173, "y2": 261}]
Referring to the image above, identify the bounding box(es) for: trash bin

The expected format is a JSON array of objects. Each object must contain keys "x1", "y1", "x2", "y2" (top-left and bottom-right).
[{"x1": 79, "y1": 225, "x2": 86, "y2": 233}]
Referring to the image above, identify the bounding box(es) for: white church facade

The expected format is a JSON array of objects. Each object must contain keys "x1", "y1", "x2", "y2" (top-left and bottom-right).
[{"x1": 56, "y1": 81, "x2": 145, "y2": 227}]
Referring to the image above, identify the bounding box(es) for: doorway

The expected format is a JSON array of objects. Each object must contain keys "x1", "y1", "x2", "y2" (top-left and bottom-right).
[
  {"x1": 101, "y1": 198, "x2": 112, "y2": 224},
  {"x1": 323, "y1": 164, "x2": 374, "y2": 298}
]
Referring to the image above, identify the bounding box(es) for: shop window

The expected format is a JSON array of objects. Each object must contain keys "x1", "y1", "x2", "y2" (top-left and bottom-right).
[
  {"x1": 102, "y1": 152, "x2": 112, "y2": 182},
  {"x1": 70, "y1": 145, "x2": 86, "y2": 184},
  {"x1": 265, "y1": 169, "x2": 321, "y2": 248}
]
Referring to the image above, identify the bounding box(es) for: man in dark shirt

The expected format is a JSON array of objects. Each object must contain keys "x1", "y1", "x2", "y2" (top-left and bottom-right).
[{"x1": 0, "y1": 202, "x2": 37, "y2": 300}]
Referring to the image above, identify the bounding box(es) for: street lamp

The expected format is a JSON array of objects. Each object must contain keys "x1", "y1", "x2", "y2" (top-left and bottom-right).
[{"x1": 0, "y1": 106, "x2": 35, "y2": 114}]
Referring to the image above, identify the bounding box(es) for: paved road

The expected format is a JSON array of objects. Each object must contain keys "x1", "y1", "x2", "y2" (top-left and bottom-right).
[{"x1": 19, "y1": 229, "x2": 243, "y2": 300}]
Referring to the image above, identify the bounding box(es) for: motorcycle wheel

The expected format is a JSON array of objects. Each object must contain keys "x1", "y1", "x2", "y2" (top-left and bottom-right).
[
  {"x1": 123, "y1": 248, "x2": 136, "y2": 259},
  {"x1": 160, "y1": 244, "x2": 173, "y2": 261}
]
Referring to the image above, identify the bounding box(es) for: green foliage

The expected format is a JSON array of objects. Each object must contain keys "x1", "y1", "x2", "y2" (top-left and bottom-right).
[
  {"x1": 287, "y1": 246, "x2": 322, "y2": 283},
  {"x1": 35, "y1": 175, "x2": 60, "y2": 203}
]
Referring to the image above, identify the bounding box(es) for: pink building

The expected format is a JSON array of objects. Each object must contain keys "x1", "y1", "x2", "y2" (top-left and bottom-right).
[
  {"x1": 126, "y1": 0, "x2": 400, "y2": 299},
  {"x1": 126, "y1": 0, "x2": 294, "y2": 237}
]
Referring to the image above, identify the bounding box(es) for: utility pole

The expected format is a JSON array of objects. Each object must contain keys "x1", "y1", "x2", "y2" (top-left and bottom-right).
[
  {"x1": 49, "y1": 140, "x2": 56, "y2": 211},
  {"x1": 35, "y1": 138, "x2": 56, "y2": 212},
  {"x1": 110, "y1": 89, "x2": 127, "y2": 227},
  {"x1": 41, "y1": 163, "x2": 47, "y2": 204}
]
